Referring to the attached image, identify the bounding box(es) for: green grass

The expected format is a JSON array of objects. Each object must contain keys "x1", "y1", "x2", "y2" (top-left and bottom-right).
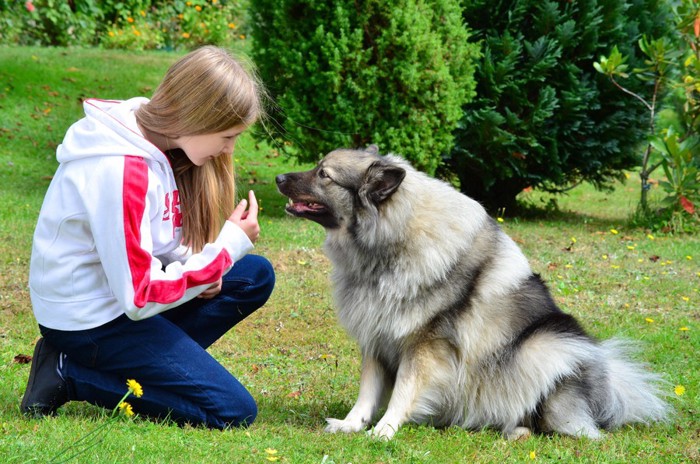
[{"x1": 1, "y1": 46, "x2": 698, "y2": 463}]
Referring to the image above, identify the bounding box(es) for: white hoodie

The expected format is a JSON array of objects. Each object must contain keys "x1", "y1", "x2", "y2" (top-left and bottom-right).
[{"x1": 29, "y1": 98, "x2": 254, "y2": 331}]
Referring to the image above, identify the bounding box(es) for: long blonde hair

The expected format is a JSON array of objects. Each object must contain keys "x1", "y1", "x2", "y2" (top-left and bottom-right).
[{"x1": 135, "y1": 46, "x2": 263, "y2": 252}]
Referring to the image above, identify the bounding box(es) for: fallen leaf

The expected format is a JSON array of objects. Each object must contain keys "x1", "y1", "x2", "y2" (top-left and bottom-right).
[{"x1": 13, "y1": 354, "x2": 32, "y2": 364}]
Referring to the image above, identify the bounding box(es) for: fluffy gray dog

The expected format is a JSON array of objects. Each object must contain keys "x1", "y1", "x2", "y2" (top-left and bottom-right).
[{"x1": 276, "y1": 145, "x2": 669, "y2": 440}]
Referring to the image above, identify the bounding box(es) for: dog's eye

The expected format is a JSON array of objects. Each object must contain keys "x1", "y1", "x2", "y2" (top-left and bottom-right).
[{"x1": 318, "y1": 168, "x2": 329, "y2": 179}]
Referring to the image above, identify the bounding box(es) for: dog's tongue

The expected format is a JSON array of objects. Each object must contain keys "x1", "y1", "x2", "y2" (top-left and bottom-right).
[{"x1": 291, "y1": 201, "x2": 325, "y2": 213}]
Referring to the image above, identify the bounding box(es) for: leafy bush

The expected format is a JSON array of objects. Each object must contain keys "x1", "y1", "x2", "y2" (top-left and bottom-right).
[
  {"x1": 448, "y1": 0, "x2": 674, "y2": 212},
  {"x1": 0, "y1": 0, "x2": 101, "y2": 46},
  {"x1": 0, "y1": 0, "x2": 248, "y2": 50},
  {"x1": 248, "y1": 0, "x2": 479, "y2": 173},
  {"x1": 596, "y1": 0, "x2": 700, "y2": 233}
]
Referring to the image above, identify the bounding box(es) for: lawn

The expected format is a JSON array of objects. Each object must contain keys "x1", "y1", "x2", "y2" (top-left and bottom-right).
[{"x1": 0, "y1": 46, "x2": 698, "y2": 463}]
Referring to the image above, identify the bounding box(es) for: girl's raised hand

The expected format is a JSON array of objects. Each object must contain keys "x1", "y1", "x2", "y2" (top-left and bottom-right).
[{"x1": 228, "y1": 190, "x2": 260, "y2": 243}]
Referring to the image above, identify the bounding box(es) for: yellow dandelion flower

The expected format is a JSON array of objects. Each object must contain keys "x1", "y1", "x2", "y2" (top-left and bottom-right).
[
  {"x1": 645, "y1": 317, "x2": 654, "y2": 323},
  {"x1": 133, "y1": 28, "x2": 141, "y2": 36},
  {"x1": 497, "y1": 217, "x2": 504, "y2": 223},
  {"x1": 610, "y1": 228, "x2": 619, "y2": 235},
  {"x1": 182, "y1": 32, "x2": 191, "y2": 38},
  {"x1": 602, "y1": 254, "x2": 608, "y2": 260},
  {"x1": 570, "y1": 237, "x2": 577, "y2": 243},
  {"x1": 529, "y1": 450, "x2": 536, "y2": 459},
  {"x1": 565, "y1": 264, "x2": 573, "y2": 269},
  {"x1": 239, "y1": 34, "x2": 246, "y2": 40},
  {"x1": 679, "y1": 326, "x2": 689, "y2": 331},
  {"x1": 140, "y1": 10, "x2": 146, "y2": 17},
  {"x1": 127, "y1": 379, "x2": 143, "y2": 398},
  {"x1": 228, "y1": 22, "x2": 236, "y2": 29},
  {"x1": 611, "y1": 264, "x2": 620, "y2": 269},
  {"x1": 647, "y1": 234, "x2": 655, "y2": 240},
  {"x1": 674, "y1": 385, "x2": 685, "y2": 396},
  {"x1": 119, "y1": 401, "x2": 135, "y2": 417},
  {"x1": 265, "y1": 449, "x2": 278, "y2": 455},
  {"x1": 682, "y1": 296, "x2": 689, "y2": 302},
  {"x1": 186, "y1": 1, "x2": 192, "y2": 5},
  {"x1": 108, "y1": 31, "x2": 115, "y2": 37},
  {"x1": 127, "y1": 17, "x2": 134, "y2": 23},
  {"x1": 686, "y1": 255, "x2": 693, "y2": 260},
  {"x1": 195, "y1": 5, "x2": 202, "y2": 11}
]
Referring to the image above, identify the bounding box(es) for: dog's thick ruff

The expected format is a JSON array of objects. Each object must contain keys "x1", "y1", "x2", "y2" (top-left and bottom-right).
[{"x1": 277, "y1": 145, "x2": 670, "y2": 440}]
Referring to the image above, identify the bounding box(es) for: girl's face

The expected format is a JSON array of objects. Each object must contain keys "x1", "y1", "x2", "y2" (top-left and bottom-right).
[{"x1": 175, "y1": 124, "x2": 248, "y2": 166}]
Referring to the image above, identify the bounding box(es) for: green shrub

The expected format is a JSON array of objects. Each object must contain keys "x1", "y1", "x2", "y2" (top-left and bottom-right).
[
  {"x1": 0, "y1": 0, "x2": 101, "y2": 46},
  {"x1": 100, "y1": 0, "x2": 249, "y2": 51},
  {"x1": 0, "y1": 0, "x2": 248, "y2": 51},
  {"x1": 596, "y1": 0, "x2": 700, "y2": 233},
  {"x1": 448, "y1": 0, "x2": 675, "y2": 212},
  {"x1": 249, "y1": 0, "x2": 479, "y2": 173}
]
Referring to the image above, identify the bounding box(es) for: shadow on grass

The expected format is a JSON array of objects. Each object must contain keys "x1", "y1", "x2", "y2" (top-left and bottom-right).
[{"x1": 257, "y1": 397, "x2": 351, "y2": 429}]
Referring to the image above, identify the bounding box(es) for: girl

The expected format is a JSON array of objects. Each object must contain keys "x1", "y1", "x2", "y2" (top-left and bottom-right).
[{"x1": 20, "y1": 46, "x2": 274, "y2": 429}]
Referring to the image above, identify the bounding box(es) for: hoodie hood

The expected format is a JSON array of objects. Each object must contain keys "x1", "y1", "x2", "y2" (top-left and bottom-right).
[{"x1": 57, "y1": 97, "x2": 168, "y2": 165}]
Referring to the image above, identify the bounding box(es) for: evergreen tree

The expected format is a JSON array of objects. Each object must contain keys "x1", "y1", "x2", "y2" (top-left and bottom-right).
[
  {"x1": 249, "y1": 0, "x2": 479, "y2": 174},
  {"x1": 451, "y1": 0, "x2": 674, "y2": 211}
]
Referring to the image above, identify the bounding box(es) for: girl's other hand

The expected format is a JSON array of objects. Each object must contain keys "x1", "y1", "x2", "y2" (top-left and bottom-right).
[
  {"x1": 228, "y1": 190, "x2": 260, "y2": 243},
  {"x1": 198, "y1": 278, "x2": 222, "y2": 299}
]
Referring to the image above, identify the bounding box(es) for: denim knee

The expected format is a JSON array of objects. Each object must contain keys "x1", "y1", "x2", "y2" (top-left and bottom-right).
[
  {"x1": 251, "y1": 255, "x2": 275, "y2": 303},
  {"x1": 226, "y1": 254, "x2": 275, "y2": 307},
  {"x1": 214, "y1": 390, "x2": 258, "y2": 429}
]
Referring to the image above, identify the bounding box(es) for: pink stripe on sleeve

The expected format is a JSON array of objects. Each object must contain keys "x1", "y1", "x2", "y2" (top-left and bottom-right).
[{"x1": 122, "y1": 156, "x2": 232, "y2": 309}]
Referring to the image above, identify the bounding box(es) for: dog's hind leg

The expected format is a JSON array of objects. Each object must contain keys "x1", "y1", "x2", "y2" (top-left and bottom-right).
[
  {"x1": 539, "y1": 383, "x2": 602, "y2": 439},
  {"x1": 326, "y1": 356, "x2": 387, "y2": 434}
]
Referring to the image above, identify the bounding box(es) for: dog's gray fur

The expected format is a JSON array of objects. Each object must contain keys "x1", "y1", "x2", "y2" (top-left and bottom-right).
[{"x1": 276, "y1": 145, "x2": 670, "y2": 440}]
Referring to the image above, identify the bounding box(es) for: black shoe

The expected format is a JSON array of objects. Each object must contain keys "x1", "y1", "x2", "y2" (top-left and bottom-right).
[{"x1": 20, "y1": 338, "x2": 68, "y2": 418}]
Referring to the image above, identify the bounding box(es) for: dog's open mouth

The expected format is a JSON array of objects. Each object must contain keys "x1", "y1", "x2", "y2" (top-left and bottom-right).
[{"x1": 286, "y1": 198, "x2": 328, "y2": 216}]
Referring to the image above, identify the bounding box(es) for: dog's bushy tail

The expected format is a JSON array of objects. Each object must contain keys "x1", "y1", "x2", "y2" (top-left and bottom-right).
[{"x1": 597, "y1": 339, "x2": 671, "y2": 429}]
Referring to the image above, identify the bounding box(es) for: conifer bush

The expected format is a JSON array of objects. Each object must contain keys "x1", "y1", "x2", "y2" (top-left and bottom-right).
[
  {"x1": 249, "y1": 0, "x2": 479, "y2": 174},
  {"x1": 450, "y1": 0, "x2": 674, "y2": 211}
]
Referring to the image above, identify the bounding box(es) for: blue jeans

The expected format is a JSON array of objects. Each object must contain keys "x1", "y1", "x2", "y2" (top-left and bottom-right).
[{"x1": 39, "y1": 254, "x2": 275, "y2": 430}]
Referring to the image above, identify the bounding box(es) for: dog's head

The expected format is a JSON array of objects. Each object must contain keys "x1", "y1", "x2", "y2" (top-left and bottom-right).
[{"x1": 275, "y1": 145, "x2": 406, "y2": 229}]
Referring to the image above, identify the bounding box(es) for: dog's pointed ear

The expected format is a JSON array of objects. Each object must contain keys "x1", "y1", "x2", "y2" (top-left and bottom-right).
[
  {"x1": 365, "y1": 144, "x2": 379, "y2": 156},
  {"x1": 360, "y1": 160, "x2": 406, "y2": 204}
]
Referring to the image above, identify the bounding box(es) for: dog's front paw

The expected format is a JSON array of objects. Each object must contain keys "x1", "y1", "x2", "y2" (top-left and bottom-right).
[
  {"x1": 369, "y1": 420, "x2": 398, "y2": 440},
  {"x1": 325, "y1": 417, "x2": 365, "y2": 434},
  {"x1": 504, "y1": 426, "x2": 532, "y2": 441}
]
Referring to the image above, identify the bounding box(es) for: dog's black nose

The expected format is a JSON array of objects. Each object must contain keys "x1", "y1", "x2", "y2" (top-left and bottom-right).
[{"x1": 275, "y1": 174, "x2": 286, "y2": 185}]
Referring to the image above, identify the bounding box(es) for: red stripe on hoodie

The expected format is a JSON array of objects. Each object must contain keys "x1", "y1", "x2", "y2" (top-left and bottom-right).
[{"x1": 122, "y1": 156, "x2": 231, "y2": 309}]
